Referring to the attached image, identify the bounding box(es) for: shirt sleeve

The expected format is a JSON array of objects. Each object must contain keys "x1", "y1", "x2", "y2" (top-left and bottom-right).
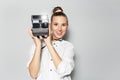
[{"x1": 56, "y1": 42, "x2": 75, "y2": 78}]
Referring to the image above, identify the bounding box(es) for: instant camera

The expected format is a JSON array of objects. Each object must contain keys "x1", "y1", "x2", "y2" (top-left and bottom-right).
[{"x1": 31, "y1": 15, "x2": 49, "y2": 37}]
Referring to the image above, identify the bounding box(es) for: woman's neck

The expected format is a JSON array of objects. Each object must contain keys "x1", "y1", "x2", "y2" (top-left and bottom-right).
[{"x1": 52, "y1": 36, "x2": 62, "y2": 41}]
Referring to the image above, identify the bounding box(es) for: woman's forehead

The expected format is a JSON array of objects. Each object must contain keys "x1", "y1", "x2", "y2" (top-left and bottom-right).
[{"x1": 52, "y1": 16, "x2": 67, "y2": 22}]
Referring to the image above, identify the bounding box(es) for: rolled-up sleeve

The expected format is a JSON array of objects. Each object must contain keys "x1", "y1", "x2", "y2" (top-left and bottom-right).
[{"x1": 56, "y1": 43, "x2": 75, "y2": 77}]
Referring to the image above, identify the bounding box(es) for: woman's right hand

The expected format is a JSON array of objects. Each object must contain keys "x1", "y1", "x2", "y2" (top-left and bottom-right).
[{"x1": 29, "y1": 27, "x2": 41, "y2": 47}]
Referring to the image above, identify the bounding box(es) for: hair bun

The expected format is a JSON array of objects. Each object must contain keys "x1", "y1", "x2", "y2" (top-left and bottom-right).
[{"x1": 53, "y1": 6, "x2": 63, "y2": 13}]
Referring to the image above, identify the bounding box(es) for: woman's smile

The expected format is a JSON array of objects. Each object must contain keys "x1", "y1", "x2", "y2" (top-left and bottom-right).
[{"x1": 51, "y1": 16, "x2": 68, "y2": 40}]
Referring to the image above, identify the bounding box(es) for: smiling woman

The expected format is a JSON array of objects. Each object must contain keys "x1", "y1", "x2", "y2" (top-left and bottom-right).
[
  {"x1": 51, "y1": 8, "x2": 68, "y2": 40},
  {"x1": 51, "y1": 16, "x2": 68, "y2": 40},
  {"x1": 28, "y1": 6, "x2": 75, "y2": 80}
]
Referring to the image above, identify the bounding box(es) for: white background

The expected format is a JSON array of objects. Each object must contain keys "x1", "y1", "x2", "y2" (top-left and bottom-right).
[{"x1": 0, "y1": 0, "x2": 120, "y2": 80}]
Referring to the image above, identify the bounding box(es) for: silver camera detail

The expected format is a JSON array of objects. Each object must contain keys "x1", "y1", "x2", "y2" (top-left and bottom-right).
[{"x1": 31, "y1": 15, "x2": 49, "y2": 37}]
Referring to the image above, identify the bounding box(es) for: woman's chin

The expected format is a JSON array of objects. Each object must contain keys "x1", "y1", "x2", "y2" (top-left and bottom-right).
[
  {"x1": 56, "y1": 35, "x2": 63, "y2": 38},
  {"x1": 54, "y1": 35, "x2": 63, "y2": 39}
]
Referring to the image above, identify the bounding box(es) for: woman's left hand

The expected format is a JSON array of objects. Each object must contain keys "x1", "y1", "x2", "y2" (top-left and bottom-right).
[{"x1": 43, "y1": 24, "x2": 52, "y2": 46}]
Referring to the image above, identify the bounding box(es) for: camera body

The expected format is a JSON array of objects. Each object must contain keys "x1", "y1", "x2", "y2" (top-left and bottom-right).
[{"x1": 31, "y1": 15, "x2": 49, "y2": 37}]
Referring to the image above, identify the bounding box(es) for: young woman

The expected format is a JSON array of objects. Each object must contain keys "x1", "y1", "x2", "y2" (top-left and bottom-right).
[{"x1": 28, "y1": 6, "x2": 75, "y2": 80}]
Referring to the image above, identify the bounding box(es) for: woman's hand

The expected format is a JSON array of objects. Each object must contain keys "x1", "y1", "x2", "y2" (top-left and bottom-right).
[
  {"x1": 43, "y1": 24, "x2": 52, "y2": 46},
  {"x1": 28, "y1": 27, "x2": 41, "y2": 47}
]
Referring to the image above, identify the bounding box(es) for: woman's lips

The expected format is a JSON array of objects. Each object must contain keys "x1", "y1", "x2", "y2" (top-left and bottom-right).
[{"x1": 56, "y1": 31, "x2": 62, "y2": 36}]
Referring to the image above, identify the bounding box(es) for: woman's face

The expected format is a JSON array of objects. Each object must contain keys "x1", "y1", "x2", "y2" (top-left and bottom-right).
[{"x1": 51, "y1": 16, "x2": 68, "y2": 40}]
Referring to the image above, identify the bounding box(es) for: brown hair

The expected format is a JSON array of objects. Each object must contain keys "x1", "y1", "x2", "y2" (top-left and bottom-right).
[
  {"x1": 51, "y1": 6, "x2": 68, "y2": 25},
  {"x1": 52, "y1": 6, "x2": 63, "y2": 13}
]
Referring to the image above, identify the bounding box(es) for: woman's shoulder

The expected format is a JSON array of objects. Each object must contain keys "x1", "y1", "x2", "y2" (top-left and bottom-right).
[{"x1": 61, "y1": 40, "x2": 74, "y2": 48}]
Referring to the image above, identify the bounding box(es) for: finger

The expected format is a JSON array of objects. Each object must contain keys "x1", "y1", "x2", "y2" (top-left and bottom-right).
[
  {"x1": 28, "y1": 27, "x2": 31, "y2": 36},
  {"x1": 28, "y1": 27, "x2": 36, "y2": 39}
]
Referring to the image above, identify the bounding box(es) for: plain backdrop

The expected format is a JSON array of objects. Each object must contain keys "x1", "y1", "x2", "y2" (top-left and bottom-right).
[{"x1": 0, "y1": 0, "x2": 120, "y2": 80}]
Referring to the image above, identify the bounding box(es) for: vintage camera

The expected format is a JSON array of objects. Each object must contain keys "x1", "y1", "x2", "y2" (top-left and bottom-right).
[{"x1": 31, "y1": 15, "x2": 49, "y2": 37}]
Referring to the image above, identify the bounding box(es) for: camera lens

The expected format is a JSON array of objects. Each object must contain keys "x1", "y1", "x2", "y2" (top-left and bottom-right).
[
  {"x1": 33, "y1": 23, "x2": 40, "y2": 28},
  {"x1": 42, "y1": 22, "x2": 48, "y2": 28}
]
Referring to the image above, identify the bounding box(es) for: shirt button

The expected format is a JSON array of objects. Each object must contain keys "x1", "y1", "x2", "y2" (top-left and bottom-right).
[
  {"x1": 53, "y1": 43, "x2": 55, "y2": 45},
  {"x1": 51, "y1": 59, "x2": 53, "y2": 61},
  {"x1": 50, "y1": 69, "x2": 52, "y2": 71}
]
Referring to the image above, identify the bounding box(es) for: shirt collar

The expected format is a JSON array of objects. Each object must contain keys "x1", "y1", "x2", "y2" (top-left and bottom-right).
[{"x1": 53, "y1": 38, "x2": 63, "y2": 42}]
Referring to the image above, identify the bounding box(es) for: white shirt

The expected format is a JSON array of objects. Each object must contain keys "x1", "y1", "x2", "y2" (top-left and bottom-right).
[{"x1": 27, "y1": 40, "x2": 75, "y2": 80}]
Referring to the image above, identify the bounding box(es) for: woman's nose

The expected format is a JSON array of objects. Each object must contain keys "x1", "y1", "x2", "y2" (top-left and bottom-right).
[{"x1": 58, "y1": 25, "x2": 62, "y2": 30}]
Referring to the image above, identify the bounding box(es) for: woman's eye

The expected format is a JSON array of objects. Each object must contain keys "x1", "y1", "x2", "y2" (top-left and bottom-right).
[
  {"x1": 62, "y1": 24, "x2": 67, "y2": 27},
  {"x1": 54, "y1": 23, "x2": 58, "y2": 26}
]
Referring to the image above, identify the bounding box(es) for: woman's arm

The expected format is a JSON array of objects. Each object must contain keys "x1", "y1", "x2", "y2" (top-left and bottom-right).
[
  {"x1": 46, "y1": 43, "x2": 62, "y2": 69},
  {"x1": 45, "y1": 40, "x2": 74, "y2": 77},
  {"x1": 56, "y1": 43, "x2": 74, "y2": 77},
  {"x1": 28, "y1": 28, "x2": 42, "y2": 79},
  {"x1": 29, "y1": 45, "x2": 41, "y2": 79}
]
